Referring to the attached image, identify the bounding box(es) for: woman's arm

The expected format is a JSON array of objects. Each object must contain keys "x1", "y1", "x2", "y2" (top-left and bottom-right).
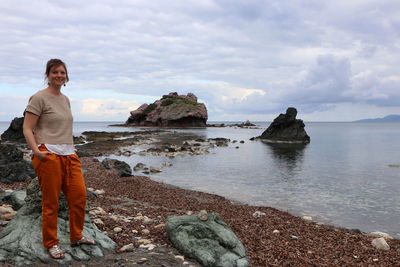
[{"x1": 23, "y1": 112, "x2": 51, "y2": 160}]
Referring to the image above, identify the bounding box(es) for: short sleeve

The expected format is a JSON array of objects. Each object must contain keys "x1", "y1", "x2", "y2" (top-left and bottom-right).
[
  {"x1": 65, "y1": 95, "x2": 71, "y2": 108},
  {"x1": 25, "y1": 94, "x2": 43, "y2": 116}
]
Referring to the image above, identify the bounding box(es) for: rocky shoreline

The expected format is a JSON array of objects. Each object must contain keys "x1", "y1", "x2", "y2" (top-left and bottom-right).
[
  {"x1": 1, "y1": 128, "x2": 400, "y2": 266},
  {"x1": 0, "y1": 155, "x2": 399, "y2": 266}
]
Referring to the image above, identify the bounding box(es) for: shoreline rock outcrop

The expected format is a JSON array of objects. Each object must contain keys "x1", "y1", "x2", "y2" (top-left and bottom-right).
[
  {"x1": 0, "y1": 178, "x2": 116, "y2": 266},
  {"x1": 0, "y1": 144, "x2": 35, "y2": 184},
  {"x1": 1, "y1": 117, "x2": 25, "y2": 143},
  {"x1": 257, "y1": 107, "x2": 310, "y2": 143},
  {"x1": 126, "y1": 92, "x2": 208, "y2": 127}
]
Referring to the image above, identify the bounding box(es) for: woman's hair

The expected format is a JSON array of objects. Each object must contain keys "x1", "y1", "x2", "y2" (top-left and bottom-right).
[{"x1": 45, "y1": 58, "x2": 69, "y2": 84}]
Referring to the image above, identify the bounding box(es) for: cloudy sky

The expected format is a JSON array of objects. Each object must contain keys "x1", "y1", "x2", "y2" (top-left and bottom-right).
[{"x1": 1, "y1": 0, "x2": 399, "y2": 122}]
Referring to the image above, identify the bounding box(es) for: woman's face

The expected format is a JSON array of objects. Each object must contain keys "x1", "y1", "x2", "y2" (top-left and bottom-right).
[{"x1": 47, "y1": 65, "x2": 67, "y2": 87}]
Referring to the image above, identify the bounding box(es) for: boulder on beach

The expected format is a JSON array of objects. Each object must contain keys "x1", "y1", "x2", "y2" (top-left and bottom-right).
[
  {"x1": 166, "y1": 212, "x2": 250, "y2": 267},
  {"x1": 126, "y1": 92, "x2": 208, "y2": 127},
  {"x1": 0, "y1": 178, "x2": 116, "y2": 266},
  {"x1": 101, "y1": 158, "x2": 132, "y2": 177},
  {"x1": 1, "y1": 117, "x2": 25, "y2": 143},
  {"x1": 0, "y1": 144, "x2": 36, "y2": 184},
  {"x1": 257, "y1": 107, "x2": 310, "y2": 143}
]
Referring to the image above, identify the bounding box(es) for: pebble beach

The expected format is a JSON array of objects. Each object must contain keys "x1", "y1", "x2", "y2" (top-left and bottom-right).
[{"x1": 2, "y1": 155, "x2": 399, "y2": 266}]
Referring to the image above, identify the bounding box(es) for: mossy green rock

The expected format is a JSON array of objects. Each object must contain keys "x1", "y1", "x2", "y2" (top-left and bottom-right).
[
  {"x1": 166, "y1": 212, "x2": 250, "y2": 267},
  {"x1": 0, "y1": 178, "x2": 116, "y2": 266}
]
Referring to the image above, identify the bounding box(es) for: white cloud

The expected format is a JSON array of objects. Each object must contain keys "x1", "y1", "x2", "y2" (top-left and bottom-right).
[{"x1": 74, "y1": 98, "x2": 140, "y2": 121}]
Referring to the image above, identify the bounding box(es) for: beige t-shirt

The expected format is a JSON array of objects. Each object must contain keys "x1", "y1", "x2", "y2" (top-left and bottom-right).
[{"x1": 25, "y1": 90, "x2": 74, "y2": 144}]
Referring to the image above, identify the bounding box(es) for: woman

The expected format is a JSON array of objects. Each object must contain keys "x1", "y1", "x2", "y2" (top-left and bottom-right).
[{"x1": 23, "y1": 59, "x2": 95, "y2": 259}]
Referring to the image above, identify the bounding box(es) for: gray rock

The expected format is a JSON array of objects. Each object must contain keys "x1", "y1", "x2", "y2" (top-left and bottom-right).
[
  {"x1": 258, "y1": 107, "x2": 310, "y2": 143},
  {"x1": 0, "y1": 144, "x2": 36, "y2": 184},
  {"x1": 0, "y1": 178, "x2": 116, "y2": 266},
  {"x1": 134, "y1": 163, "x2": 146, "y2": 171},
  {"x1": 371, "y1": 237, "x2": 390, "y2": 250},
  {"x1": 101, "y1": 158, "x2": 132, "y2": 177},
  {"x1": 2, "y1": 190, "x2": 26, "y2": 210},
  {"x1": 1, "y1": 117, "x2": 25, "y2": 143},
  {"x1": 166, "y1": 212, "x2": 250, "y2": 267}
]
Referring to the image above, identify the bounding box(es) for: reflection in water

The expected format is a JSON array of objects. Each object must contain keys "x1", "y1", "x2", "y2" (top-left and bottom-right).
[{"x1": 263, "y1": 142, "x2": 307, "y2": 176}]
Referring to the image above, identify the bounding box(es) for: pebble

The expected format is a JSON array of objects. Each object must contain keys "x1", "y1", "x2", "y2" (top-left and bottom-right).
[
  {"x1": 5, "y1": 189, "x2": 13, "y2": 193},
  {"x1": 91, "y1": 207, "x2": 106, "y2": 215},
  {"x1": 154, "y1": 223, "x2": 165, "y2": 229},
  {"x1": 120, "y1": 243, "x2": 135, "y2": 252},
  {"x1": 132, "y1": 230, "x2": 138, "y2": 234},
  {"x1": 137, "y1": 238, "x2": 151, "y2": 244},
  {"x1": 143, "y1": 216, "x2": 154, "y2": 224},
  {"x1": 110, "y1": 215, "x2": 119, "y2": 221},
  {"x1": 137, "y1": 257, "x2": 148, "y2": 264},
  {"x1": 198, "y1": 210, "x2": 208, "y2": 221},
  {"x1": 142, "y1": 229, "x2": 150, "y2": 235},
  {"x1": 186, "y1": 211, "x2": 193, "y2": 215},
  {"x1": 253, "y1": 211, "x2": 266, "y2": 218},
  {"x1": 113, "y1": 227, "x2": 123, "y2": 233},
  {"x1": 290, "y1": 235, "x2": 298, "y2": 239},
  {"x1": 150, "y1": 166, "x2": 162, "y2": 173},
  {"x1": 134, "y1": 215, "x2": 144, "y2": 221},
  {"x1": 175, "y1": 255, "x2": 185, "y2": 261},
  {"x1": 139, "y1": 244, "x2": 156, "y2": 250},
  {"x1": 93, "y1": 218, "x2": 104, "y2": 225},
  {"x1": 0, "y1": 205, "x2": 17, "y2": 221},
  {"x1": 371, "y1": 238, "x2": 390, "y2": 250},
  {"x1": 273, "y1": 230, "x2": 280, "y2": 234},
  {"x1": 369, "y1": 231, "x2": 393, "y2": 240},
  {"x1": 94, "y1": 189, "x2": 105, "y2": 195},
  {"x1": 302, "y1": 216, "x2": 312, "y2": 221}
]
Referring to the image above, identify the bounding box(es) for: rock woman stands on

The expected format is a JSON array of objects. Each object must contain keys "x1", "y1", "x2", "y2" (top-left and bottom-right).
[{"x1": 23, "y1": 59, "x2": 96, "y2": 259}]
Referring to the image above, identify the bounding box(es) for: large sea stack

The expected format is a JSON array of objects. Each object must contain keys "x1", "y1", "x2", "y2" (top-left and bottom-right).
[
  {"x1": 126, "y1": 92, "x2": 208, "y2": 127},
  {"x1": 258, "y1": 107, "x2": 310, "y2": 143}
]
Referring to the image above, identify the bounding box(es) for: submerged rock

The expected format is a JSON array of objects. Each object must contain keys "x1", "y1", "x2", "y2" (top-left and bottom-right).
[
  {"x1": 166, "y1": 212, "x2": 250, "y2": 267},
  {"x1": 258, "y1": 107, "x2": 310, "y2": 143},
  {"x1": 0, "y1": 178, "x2": 116, "y2": 266},
  {"x1": 126, "y1": 92, "x2": 208, "y2": 127}
]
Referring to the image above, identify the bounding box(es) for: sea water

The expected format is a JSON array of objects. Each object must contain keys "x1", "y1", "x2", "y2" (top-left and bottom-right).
[{"x1": 1, "y1": 121, "x2": 399, "y2": 237}]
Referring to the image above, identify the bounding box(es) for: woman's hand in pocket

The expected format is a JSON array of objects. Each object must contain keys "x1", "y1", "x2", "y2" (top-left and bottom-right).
[{"x1": 34, "y1": 150, "x2": 53, "y2": 161}]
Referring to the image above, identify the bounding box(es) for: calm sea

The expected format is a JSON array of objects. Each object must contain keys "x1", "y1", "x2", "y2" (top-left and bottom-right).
[{"x1": 1, "y1": 121, "x2": 399, "y2": 237}]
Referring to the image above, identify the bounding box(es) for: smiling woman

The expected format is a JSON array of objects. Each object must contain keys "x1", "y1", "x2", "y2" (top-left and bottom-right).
[{"x1": 22, "y1": 59, "x2": 96, "y2": 259}]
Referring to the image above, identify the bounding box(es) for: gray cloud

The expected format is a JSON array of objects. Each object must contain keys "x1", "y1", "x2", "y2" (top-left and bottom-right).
[{"x1": 0, "y1": 0, "x2": 399, "y2": 121}]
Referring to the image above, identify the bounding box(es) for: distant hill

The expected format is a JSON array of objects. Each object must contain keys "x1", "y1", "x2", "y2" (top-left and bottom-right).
[{"x1": 354, "y1": 115, "x2": 400, "y2": 122}]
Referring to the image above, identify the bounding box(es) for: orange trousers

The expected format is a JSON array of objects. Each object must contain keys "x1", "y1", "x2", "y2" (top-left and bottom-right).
[{"x1": 31, "y1": 145, "x2": 87, "y2": 248}]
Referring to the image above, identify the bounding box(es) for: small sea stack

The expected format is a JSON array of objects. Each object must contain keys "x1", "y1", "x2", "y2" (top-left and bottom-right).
[{"x1": 257, "y1": 107, "x2": 310, "y2": 143}]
